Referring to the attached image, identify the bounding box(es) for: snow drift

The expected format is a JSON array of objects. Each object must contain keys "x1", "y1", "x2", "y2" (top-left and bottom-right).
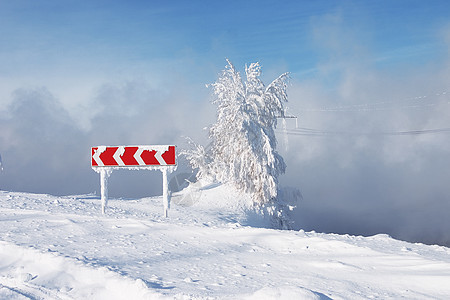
[{"x1": 1, "y1": 186, "x2": 450, "y2": 299}]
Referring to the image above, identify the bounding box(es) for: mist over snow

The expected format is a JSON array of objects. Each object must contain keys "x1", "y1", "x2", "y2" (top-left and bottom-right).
[
  {"x1": 278, "y1": 15, "x2": 450, "y2": 246},
  {"x1": 1, "y1": 1, "x2": 450, "y2": 249},
  {"x1": 0, "y1": 79, "x2": 214, "y2": 197}
]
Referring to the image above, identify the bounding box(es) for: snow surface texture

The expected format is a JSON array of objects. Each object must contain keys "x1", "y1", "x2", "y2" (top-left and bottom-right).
[{"x1": 1, "y1": 185, "x2": 450, "y2": 299}]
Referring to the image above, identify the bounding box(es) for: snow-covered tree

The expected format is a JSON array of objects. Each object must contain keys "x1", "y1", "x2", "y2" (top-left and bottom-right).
[
  {"x1": 199, "y1": 60, "x2": 289, "y2": 205},
  {"x1": 180, "y1": 137, "x2": 211, "y2": 181},
  {"x1": 210, "y1": 61, "x2": 288, "y2": 204},
  {"x1": 182, "y1": 60, "x2": 299, "y2": 228}
]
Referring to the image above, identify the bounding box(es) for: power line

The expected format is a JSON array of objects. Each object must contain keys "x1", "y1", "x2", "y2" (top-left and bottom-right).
[
  {"x1": 276, "y1": 127, "x2": 450, "y2": 137},
  {"x1": 275, "y1": 89, "x2": 450, "y2": 137},
  {"x1": 296, "y1": 91, "x2": 449, "y2": 113}
]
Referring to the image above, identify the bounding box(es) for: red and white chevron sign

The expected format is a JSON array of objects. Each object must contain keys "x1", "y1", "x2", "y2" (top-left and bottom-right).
[{"x1": 91, "y1": 145, "x2": 176, "y2": 167}]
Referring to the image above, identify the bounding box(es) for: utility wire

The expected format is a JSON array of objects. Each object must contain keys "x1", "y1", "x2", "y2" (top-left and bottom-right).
[
  {"x1": 296, "y1": 91, "x2": 449, "y2": 113},
  {"x1": 276, "y1": 127, "x2": 450, "y2": 137},
  {"x1": 276, "y1": 89, "x2": 450, "y2": 137}
]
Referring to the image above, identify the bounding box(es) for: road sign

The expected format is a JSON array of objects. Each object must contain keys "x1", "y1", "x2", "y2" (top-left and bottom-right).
[
  {"x1": 92, "y1": 145, "x2": 176, "y2": 167},
  {"x1": 91, "y1": 145, "x2": 176, "y2": 217}
]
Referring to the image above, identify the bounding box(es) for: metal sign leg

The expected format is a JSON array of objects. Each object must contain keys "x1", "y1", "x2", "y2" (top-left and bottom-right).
[
  {"x1": 100, "y1": 169, "x2": 110, "y2": 215},
  {"x1": 162, "y1": 168, "x2": 169, "y2": 217}
]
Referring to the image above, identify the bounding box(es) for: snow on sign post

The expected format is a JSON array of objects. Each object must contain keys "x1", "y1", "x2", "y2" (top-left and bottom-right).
[{"x1": 91, "y1": 145, "x2": 176, "y2": 217}]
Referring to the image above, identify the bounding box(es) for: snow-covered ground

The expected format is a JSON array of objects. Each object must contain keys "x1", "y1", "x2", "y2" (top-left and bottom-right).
[{"x1": 1, "y1": 184, "x2": 450, "y2": 299}]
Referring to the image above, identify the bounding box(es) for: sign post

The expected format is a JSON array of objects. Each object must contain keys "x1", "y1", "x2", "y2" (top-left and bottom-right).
[
  {"x1": 100, "y1": 168, "x2": 110, "y2": 215},
  {"x1": 91, "y1": 145, "x2": 176, "y2": 216},
  {"x1": 162, "y1": 168, "x2": 169, "y2": 217}
]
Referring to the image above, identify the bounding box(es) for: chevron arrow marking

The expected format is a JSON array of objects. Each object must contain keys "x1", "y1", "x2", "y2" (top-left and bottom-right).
[
  {"x1": 133, "y1": 147, "x2": 145, "y2": 165},
  {"x1": 92, "y1": 145, "x2": 176, "y2": 167},
  {"x1": 154, "y1": 150, "x2": 166, "y2": 165},
  {"x1": 113, "y1": 146, "x2": 125, "y2": 166}
]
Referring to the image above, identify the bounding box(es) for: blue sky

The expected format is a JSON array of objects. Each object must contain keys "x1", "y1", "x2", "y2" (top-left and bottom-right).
[
  {"x1": 1, "y1": 1, "x2": 450, "y2": 246},
  {"x1": 1, "y1": 1, "x2": 448, "y2": 86}
]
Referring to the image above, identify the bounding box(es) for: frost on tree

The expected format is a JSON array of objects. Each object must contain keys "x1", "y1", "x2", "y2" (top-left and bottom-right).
[{"x1": 185, "y1": 60, "x2": 290, "y2": 207}]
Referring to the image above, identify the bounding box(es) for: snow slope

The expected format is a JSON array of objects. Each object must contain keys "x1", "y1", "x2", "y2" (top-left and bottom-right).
[{"x1": 1, "y1": 185, "x2": 450, "y2": 299}]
